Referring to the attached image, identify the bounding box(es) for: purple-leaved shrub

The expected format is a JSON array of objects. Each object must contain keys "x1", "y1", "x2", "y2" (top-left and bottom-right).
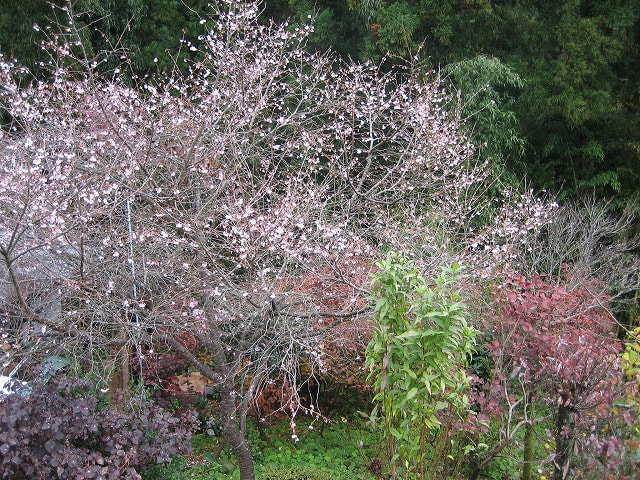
[{"x1": 0, "y1": 374, "x2": 197, "y2": 480}]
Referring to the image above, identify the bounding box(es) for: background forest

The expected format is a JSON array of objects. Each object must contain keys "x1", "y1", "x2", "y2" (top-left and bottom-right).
[
  {"x1": 2, "y1": 0, "x2": 640, "y2": 201},
  {"x1": 1, "y1": 1, "x2": 640, "y2": 480}
]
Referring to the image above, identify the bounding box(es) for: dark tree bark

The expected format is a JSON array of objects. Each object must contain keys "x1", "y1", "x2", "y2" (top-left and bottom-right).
[
  {"x1": 108, "y1": 337, "x2": 130, "y2": 409},
  {"x1": 158, "y1": 329, "x2": 257, "y2": 479},
  {"x1": 554, "y1": 402, "x2": 574, "y2": 480},
  {"x1": 220, "y1": 378, "x2": 255, "y2": 480}
]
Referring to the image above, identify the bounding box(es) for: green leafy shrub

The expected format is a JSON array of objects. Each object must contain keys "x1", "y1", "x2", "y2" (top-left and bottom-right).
[{"x1": 365, "y1": 253, "x2": 476, "y2": 478}]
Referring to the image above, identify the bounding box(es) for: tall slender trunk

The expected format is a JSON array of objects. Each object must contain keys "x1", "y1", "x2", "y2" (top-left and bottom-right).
[
  {"x1": 419, "y1": 423, "x2": 426, "y2": 480},
  {"x1": 220, "y1": 379, "x2": 255, "y2": 480},
  {"x1": 383, "y1": 394, "x2": 398, "y2": 480},
  {"x1": 108, "y1": 329, "x2": 129, "y2": 408},
  {"x1": 522, "y1": 420, "x2": 534, "y2": 480},
  {"x1": 165, "y1": 306, "x2": 257, "y2": 480},
  {"x1": 432, "y1": 411, "x2": 452, "y2": 480},
  {"x1": 553, "y1": 404, "x2": 573, "y2": 480},
  {"x1": 207, "y1": 319, "x2": 256, "y2": 480}
]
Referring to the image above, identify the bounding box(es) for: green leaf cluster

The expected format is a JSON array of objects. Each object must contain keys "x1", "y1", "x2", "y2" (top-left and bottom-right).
[
  {"x1": 262, "y1": 466, "x2": 334, "y2": 480},
  {"x1": 444, "y1": 54, "x2": 526, "y2": 188},
  {"x1": 365, "y1": 253, "x2": 476, "y2": 478}
]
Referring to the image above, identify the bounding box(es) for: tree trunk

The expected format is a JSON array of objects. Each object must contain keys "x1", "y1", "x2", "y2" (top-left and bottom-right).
[
  {"x1": 467, "y1": 416, "x2": 534, "y2": 480},
  {"x1": 220, "y1": 379, "x2": 256, "y2": 480},
  {"x1": 108, "y1": 330, "x2": 129, "y2": 408},
  {"x1": 553, "y1": 404, "x2": 573, "y2": 480},
  {"x1": 522, "y1": 420, "x2": 534, "y2": 480},
  {"x1": 161, "y1": 329, "x2": 255, "y2": 478}
]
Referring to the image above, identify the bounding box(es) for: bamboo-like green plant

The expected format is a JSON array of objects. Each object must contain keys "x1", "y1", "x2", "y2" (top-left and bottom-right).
[{"x1": 365, "y1": 253, "x2": 476, "y2": 480}]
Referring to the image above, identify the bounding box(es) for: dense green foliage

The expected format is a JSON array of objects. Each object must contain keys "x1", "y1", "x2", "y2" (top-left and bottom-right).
[
  {"x1": 366, "y1": 254, "x2": 476, "y2": 479},
  {"x1": 136, "y1": 411, "x2": 583, "y2": 480},
  {"x1": 2, "y1": 0, "x2": 638, "y2": 199},
  {"x1": 265, "y1": 0, "x2": 640, "y2": 201}
]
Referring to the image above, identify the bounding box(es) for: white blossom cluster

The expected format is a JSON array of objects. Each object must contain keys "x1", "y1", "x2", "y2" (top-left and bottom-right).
[{"x1": 0, "y1": 0, "x2": 552, "y2": 405}]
